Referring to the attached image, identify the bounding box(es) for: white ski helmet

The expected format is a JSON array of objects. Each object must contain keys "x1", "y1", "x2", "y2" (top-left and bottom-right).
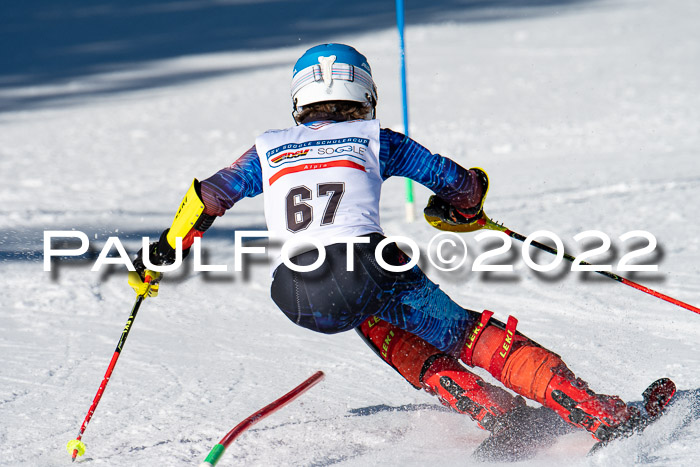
[{"x1": 291, "y1": 44, "x2": 378, "y2": 116}]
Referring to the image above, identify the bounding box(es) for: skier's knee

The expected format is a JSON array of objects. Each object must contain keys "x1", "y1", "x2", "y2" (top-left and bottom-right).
[{"x1": 359, "y1": 316, "x2": 442, "y2": 388}]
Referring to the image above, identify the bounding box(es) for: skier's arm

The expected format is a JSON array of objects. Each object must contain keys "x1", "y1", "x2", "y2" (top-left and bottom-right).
[
  {"x1": 129, "y1": 146, "x2": 263, "y2": 292},
  {"x1": 199, "y1": 145, "x2": 264, "y2": 216},
  {"x1": 379, "y1": 128, "x2": 488, "y2": 222}
]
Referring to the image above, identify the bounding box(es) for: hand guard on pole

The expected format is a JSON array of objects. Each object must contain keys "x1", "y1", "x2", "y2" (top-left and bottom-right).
[
  {"x1": 127, "y1": 178, "x2": 216, "y2": 297},
  {"x1": 129, "y1": 230, "x2": 174, "y2": 297},
  {"x1": 127, "y1": 270, "x2": 161, "y2": 297}
]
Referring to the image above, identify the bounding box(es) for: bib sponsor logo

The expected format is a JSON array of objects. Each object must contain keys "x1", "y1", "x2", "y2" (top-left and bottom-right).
[
  {"x1": 266, "y1": 137, "x2": 370, "y2": 182},
  {"x1": 318, "y1": 144, "x2": 366, "y2": 156},
  {"x1": 270, "y1": 149, "x2": 310, "y2": 164},
  {"x1": 266, "y1": 137, "x2": 369, "y2": 164}
]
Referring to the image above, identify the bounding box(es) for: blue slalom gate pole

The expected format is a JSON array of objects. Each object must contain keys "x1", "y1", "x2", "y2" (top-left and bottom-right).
[{"x1": 396, "y1": 0, "x2": 415, "y2": 221}]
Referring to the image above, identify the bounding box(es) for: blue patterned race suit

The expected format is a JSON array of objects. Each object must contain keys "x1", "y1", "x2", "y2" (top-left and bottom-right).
[{"x1": 199, "y1": 123, "x2": 485, "y2": 355}]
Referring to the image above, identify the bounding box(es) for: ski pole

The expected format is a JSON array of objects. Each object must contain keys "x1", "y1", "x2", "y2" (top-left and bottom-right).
[
  {"x1": 476, "y1": 215, "x2": 700, "y2": 316},
  {"x1": 67, "y1": 275, "x2": 153, "y2": 461},
  {"x1": 200, "y1": 371, "x2": 325, "y2": 467}
]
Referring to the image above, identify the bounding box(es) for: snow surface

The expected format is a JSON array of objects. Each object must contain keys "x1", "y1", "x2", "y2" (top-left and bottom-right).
[{"x1": 1, "y1": 0, "x2": 699, "y2": 465}]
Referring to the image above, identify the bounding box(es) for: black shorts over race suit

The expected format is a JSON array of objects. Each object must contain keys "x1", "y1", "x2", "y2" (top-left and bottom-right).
[{"x1": 270, "y1": 233, "x2": 479, "y2": 355}]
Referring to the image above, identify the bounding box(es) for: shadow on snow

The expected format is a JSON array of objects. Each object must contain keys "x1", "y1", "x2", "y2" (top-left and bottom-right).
[{"x1": 1, "y1": 0, "x2": 597, "y2": 112}]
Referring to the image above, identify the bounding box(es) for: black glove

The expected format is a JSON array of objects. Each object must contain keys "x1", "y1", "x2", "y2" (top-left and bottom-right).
[
  {"x1": 424, "y1": 195, "x2": 484, "y2": 226},
  {"x1": 132, "y1": 229, "x2": 181, "y2": 280},
  {"x1": 424, "y1": 167, "x2": 489, "y2": 231}
]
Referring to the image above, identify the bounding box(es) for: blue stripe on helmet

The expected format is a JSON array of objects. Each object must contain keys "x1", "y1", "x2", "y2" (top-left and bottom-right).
[{"x1": 293, "y1": 44, "x2": 371, "y2": 77}]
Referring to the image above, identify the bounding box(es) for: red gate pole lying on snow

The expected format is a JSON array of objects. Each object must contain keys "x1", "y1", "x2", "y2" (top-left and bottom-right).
[{"x1": 200, "y1": 371, "x2": 325, "y2": 467}]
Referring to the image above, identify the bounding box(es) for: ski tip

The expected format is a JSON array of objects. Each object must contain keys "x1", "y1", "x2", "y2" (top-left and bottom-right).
[
  {"x1": 643, "y1": 378, "x2": 676, "y2": 417},
  {"x1": 588, "y1": 378, "x2": 677, "y2": 456}
]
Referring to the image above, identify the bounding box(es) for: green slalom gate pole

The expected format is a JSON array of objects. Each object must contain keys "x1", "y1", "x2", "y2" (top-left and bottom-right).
[
  {"x1": 200, "y1": 371, "x2": 325, "y2": 467},
  {"x1": 476, "y1": 215, "x2": 700, "y2": 316}
]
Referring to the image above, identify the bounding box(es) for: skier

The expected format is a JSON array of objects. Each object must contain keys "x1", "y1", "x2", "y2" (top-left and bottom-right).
[{"x1": 129, "y1": 43, "x2": 651, "y2": 449}]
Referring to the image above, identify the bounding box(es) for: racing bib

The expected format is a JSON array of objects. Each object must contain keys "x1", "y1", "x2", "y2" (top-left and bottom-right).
[{"x1": 256, "y1": 120, "x2": 384, "y2": 265}]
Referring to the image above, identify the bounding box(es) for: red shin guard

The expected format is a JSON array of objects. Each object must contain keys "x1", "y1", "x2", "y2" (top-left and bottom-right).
[
  {"x1": 463, "y1": 318, "x2": 634, "y2": 439},
  {"x1": 464, "y1": 321, "x2": 550, "y2": 401},
  {"x1": 358, "y1": 317, "x2": 524, "y2": 432}
]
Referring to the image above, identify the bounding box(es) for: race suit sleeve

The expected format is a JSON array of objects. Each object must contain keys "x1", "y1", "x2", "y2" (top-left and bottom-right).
[
  {"x1": 199, "y1": 145, "x2": 264, "y2": 216},
  {"x1": 158, "y1": 146, "x2": 262, "y2": 256},
  {"x1": 379, "y1": 128, "x2": 484, "y2": 211}
]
